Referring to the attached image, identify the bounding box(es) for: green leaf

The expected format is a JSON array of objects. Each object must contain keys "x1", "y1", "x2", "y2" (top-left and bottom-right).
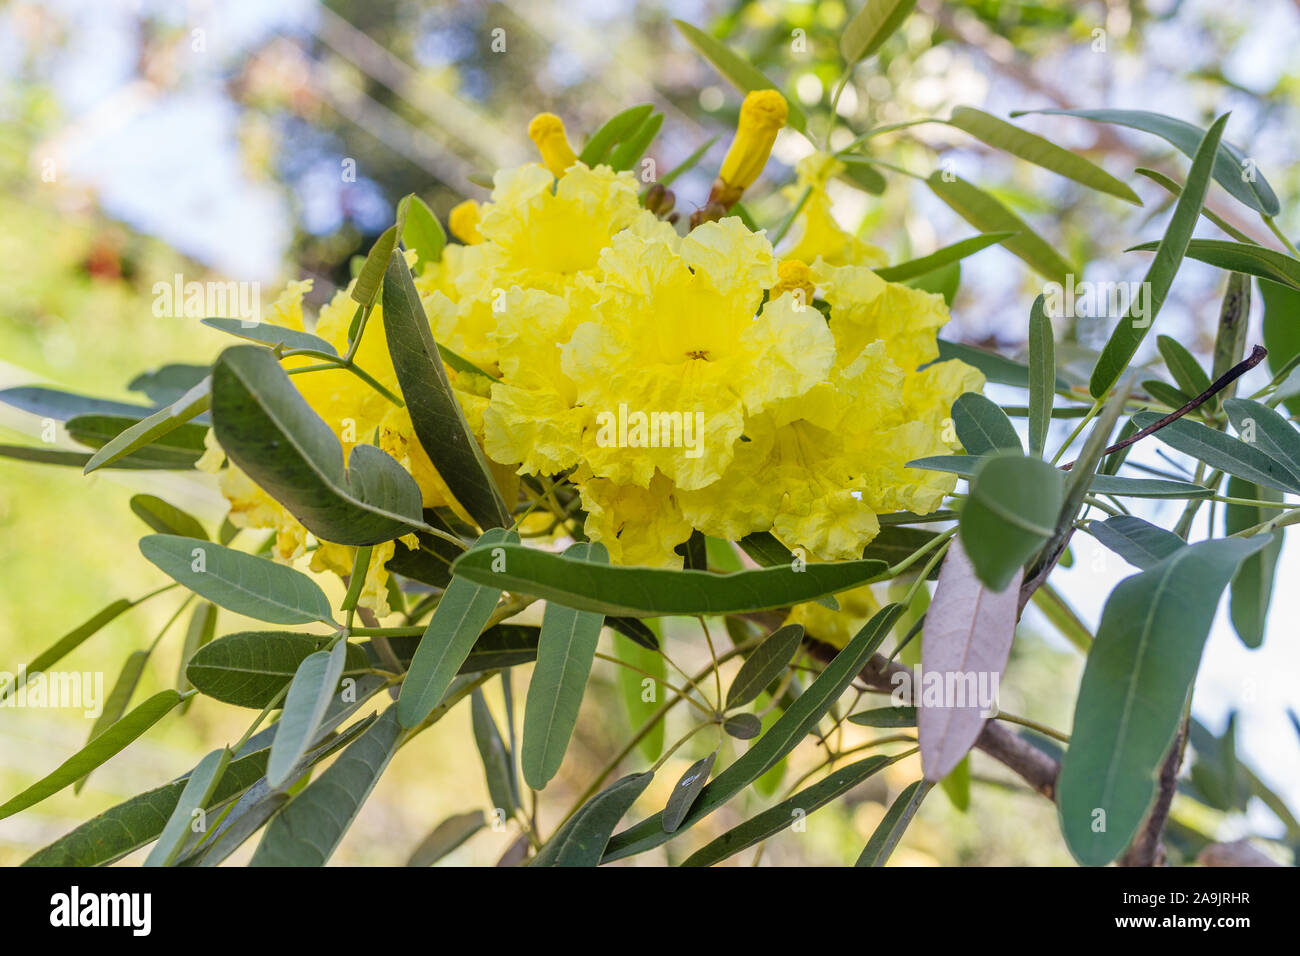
[
  {"x1": 862, "y1": 527, "x2": 942, "y2": 577},
  {"x1": 471, "y1": 690, "x2": 516, "y2": 817},
  {"x1": 201, "y1": 318, "x2": 336, "y2": 355},
  {"x1": 1157, "y1": 335, "x2": 1212, "y2": 399},
  {"x1": 939, "y1": 755, "x2": 971, "y2": 811},
  {"x1": 958, "y1": 454, "x2": 1064, "y2": 591},
  {"x1": 841, "y1": 0, "x2": 917, "y2": 64},
  {"x1": 144, "y1": 746, "x2": 231, "y2": 867},
  {"x1": 268, "y1": 641, "x2": 349, "y2": 788},
  {"x1": 657, "y1": 135, "x2": 719, "y2": 188},
  {"x1": 83, "y1": 377, "x2": 211, "y2": 474},
  {"x1": 380, "y1": 251, "x2": 510, "y2": 530},
  {"x1": 837, "y1": 155, "x2": 888, "y2": 195},
  {"x1": 130, "y1": 494, "x2": 208, "y2": 540},
  {"x1": 1223, "y1": 398, "x2": 1300, "y2": 477},
  {"x1": 0, "y1": 386, "x2": 151, "y2": 420},
  {"x1": 952, "y1": 392, "x2": 1022, "y2": 455},
  {"x1": 23, "y1": 745, "x2": 271, "y2": 867},
  {"x1": 684, "y1": 753, "x2": 901, "y2": 866},
  {"x1": 9, "y1": 599, "x2": 133, "y2": 693},
  {"x1": 532, "y1": 772, "x2": 655, "y2": 867},
  {"x1": 580, "y1": 105, "x2": 655, "y2": 167},
  {"x1": 451, "y1": 544, "x2": 887, "y2": 617},
  {"x1": 74, "y1": 650, "x2": 151, "y2": 795},
  {"x1": 849, "y1": 706, "x2": 917, "y2": 727},
  {"x1": 663, "y1": 751, "x2": 716, "y2": 833},
  {"x1": 1089, "y1": 114, "x2": 1229, "y2": 397},
  {"x1": 926, "y1": 172, "x2": 1074, "y2": 283},
  {"x1": 1143, "y1": 379, "x2": 1192, "y2": 410},
  {"x1": 1014, "y1": 108, "x2": 1279, "y2": 216},
  {"x1": 1090, "y1": 515, "x2": 1185, "y2": 570},
  {"x1": 522, "y1": 542, "x2": 609, "y2": 790},
  {"x1": 67, "y1": 413, "x2": 206, "y2": 464},
  {"x1": 874, "y1": 233, "x2": 1016, "y2": 283},
  {"x1": 608, "y1": 112, "x2": 664, "y2": 173},
  {"x1": 1133, "y1": 412, "x2": 1300, "y2": 494},
  {"x1": 1224, "y1": 477, "x2": 1283, "y2": 649},
  {"x1": 351, "y1": 224, "x2": 399, "y2": 308},
  {"x1": 672, "y1": 20, "x2": 807, "y2": 134},
  {"x1": 1127, "y1": 238, "x2": 1300, "y2": 291},
  {"x1": 1028, "y1": 295, "x2": 1055, "y2": 457},
  {"x1": 250, "y1": 707, "x2": 404, "y2": 866},
  {"x1": 0, "y1": 691, "x2": 183, "y2": 821},
  {"x1": 934, "y1": 339, "x2": 1071, "y2": 391},
  {"x1": 947, "y1": 107, "x2": 1140, "y2": 203},
  {"x1": 855, "y1": 779, "x2": 933, "y2": 866},
  {"x1": 400, "y1": 194, "x2": 446, "y2": 270},
  {"x1": 211, "y1": 345, "x2": 425, "y2": 545},
  {"x1": 398, "y1": 529, "x2": 517, "y2": 729},
  {"x1": 176, "y1": 602, "x2": 217, "y2": 701},
  {"x1": 904, "y1": 260, "x2": 960, "y2": 305},
  {"x1": 1133, "y1": 167, "x2": 1258, "y2": 243},
  {"x1": 615, "y1": 632, "x2": 666, "y2": 761},
  {"x1": 725, "y1": 623, "x2": 804, "y2": 709},
  {"x1": 723, "y1": 712, "x2": 762, "y2": 739},
  {"x1": 186, "y1": 632, "x2": 369, "y2": 708},
  {"x1": 140, "y1": 535, "x2": 333, "y2": 625},
  {"x1": 603, "y1": 604, "x2": 905, "y2": 861},
  {"x1": 911, "y1": 454, "x2": 1211, "y2": 498},
  {"x1": 736, "y1": 532, "x2": 841, "y2": 607},
  {"x1": 1058, "y1": 537, "x2": 1274, "y2": 865},
  {"x1": 406, "y1": 810, "x2": 485, "y2": 866},
  {"x1": 1260, "y1": 278, "x2": 1300, "y2": 417}
]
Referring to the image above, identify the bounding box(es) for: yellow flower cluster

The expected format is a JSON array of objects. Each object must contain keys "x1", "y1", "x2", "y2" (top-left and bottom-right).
[{"x1": 200, "y1": 97, "x2": 980, "y2": 613}]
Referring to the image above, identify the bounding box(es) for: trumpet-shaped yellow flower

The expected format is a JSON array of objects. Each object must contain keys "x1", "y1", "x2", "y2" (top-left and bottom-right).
[
  {"x1": 714, "y1": 90, "x2": 788, "y2": 206},
  {"x1": 782, "y1": 151, "x2": 887, "y2": 268},
  {"x1": 528, "y1": 112, "x2": 579, "y2": 178}
]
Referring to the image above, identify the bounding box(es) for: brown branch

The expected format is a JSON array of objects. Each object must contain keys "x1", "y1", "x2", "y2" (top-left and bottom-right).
[
  {"x1": 1119, "y1": 720, "x2": 1186, "y2": 866},
  {"x1": 1061, "y1": 345, "x2": 1267, "y2": 470}
]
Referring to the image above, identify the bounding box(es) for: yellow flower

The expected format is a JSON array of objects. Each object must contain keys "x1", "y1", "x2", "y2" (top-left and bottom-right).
[
  {"x1": 528, "y1": 112, "x2": 579, "y2": 178},
  {"x1": 787, "y1": 583, "x2": 883, "y2": 649},
  {"x1": 782, "y1": 151, "x2": 887, "y2": 268},
  {"x1": 578, "y1": 470, "x2": 694, "y2": 567},
  {"x1": 448, "y1": 200, "x2": 483, "y2": 244},
  {"x1": 714, "y1": 90, "x2": 788, "y2": 206}
]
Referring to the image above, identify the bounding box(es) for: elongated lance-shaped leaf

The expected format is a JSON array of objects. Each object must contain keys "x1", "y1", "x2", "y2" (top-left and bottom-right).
[
  {"x1": 855, "y1": 780, "x2": 933, "y2": 866},
  {"x1": 1224, "y1": 477, "x2": 1283, "y2": 649},
  {"x1": 381, "y1": 251, "x2": 510, "y2": 529},
  {"x1": 1134, "y1": 167, "x2": 1259, "y2": 243},
  {"x1": 1211, "y1": 272, "x2": 1252, "y2": 410},
  {"x1": 352, "y1": 223, "x2": 399, "y2": 308},
  {"x1": 934, "y1": 339, "x2": 1071, "y2": 391},
  {"x1": 920, "y1": 538, "x2": 1021, "y2": 781},
  {"x1": 850, "y1": 706, "x2": 918, "y2": 727},
  {"x1": 683, "y1": 752, "x2": 905, "y2": 867},
  {"x1": 911, "y1": 453, "x2": 1210, "y2": 499},
  {"x1": 1058, "y1": 536, "x2": 1273, "y2": 865},
  {"x1": 268, "y1": 640, "x2": 349, "y2": 788},
  {"x1": 603, "y1": 604, "x2": 904, "y2": 862},
  {"x1": 580, "y1": 105, "x2": 655, "y2": 167},
  {"x1": 1133, "y1": 412, "x2": 1300, "y2": 494},
  {"x1": 1090, "y1": 515, "x2": 1185, "y2": 570},
  {"x1": 452, "y1": 544, "x2": 887, "y2": 617},
  {"x1": 140, "y1": 534, "x2": 334, "y2": 625},
  {"x1": 84, "y1": 377, "x2": 210, "y2": 474},
  {"x1": 662, "y1": 751, "x2": 717, "y2": 833},
  {"x1": 1223, "y1": 398, "x2": 1300, "y2": 477},
  {"x1": 874, "y1": 233, "x2": 1016, "y2": 282},
  {"x1": 187, "y1": 632, "x2": 370, "y2": 708},
  {"x1": 177, "y1": 602, "x2": 217, "y2": 705},
  {"x1": 131, "y1": 494, "x2": 208, "y2": 540},
  {"x1": 145, "y1": 746, "x2": 231, "y2": 867},
  {"x1": 1260, "y1": 277, "x2": 1300, "y2": 417},
  {"x1": 398, "y1": 529, "x2": 517, "y2": 729},
  {"x1": 1157, "y1": 335, "x2": 1212, "y2": 399},
  {"x1": 74, "y1": 649, "x2": 151, "y2": 794},
  {"x1": 1028, "y1": 294, "x2": 1055, "y2": 457},
  {"x1": 250, "y1": 707, "x2": 405, "y2": 866},
  {"x1": 926, "y1": 172, "x2": 1074, "y2": 283},
  {"x1": 0, "y1": 691, "x2": 183, "y2": 821},
  {"x1": 1013, "y1": 108, "x2": 1279, "y2": 216},
  {"x1": 0, "y1": 385, "x2": 153, "y2": 421},
  {"x1": 68, "y1": 413, "x2": 206, "y2": 465},
  {"x1": 841, "y1": 0, "x2": 917, "y2": 64},
  {"x1": 400, "y1": 194, "x2": 445, "y2": 270},
  {"x1": 958, "y1": 454, "x2": 1063, "y2": 591},
  {"x1": 201, "y1": 318, "x2": 336, "y2": 355},
  {"x1": 407, "y1": 810, "x2": 485, "y2": 867},
  {"x1": 725, "y1": 623, "x2": 804, "y2": 710},
  {"x1": 1127, "y1": 238, "x2": 1300, "y2": 291},
  {"x1": 657, "y1": 135, "x2": 719, "y2": 187},
  {"x1": 471, "y1": 689, "x2": 516, "y2": 818},
  {"x1": 672, "y1": 20, "x2": 807, "y2": 133},
  {"x1": 952, "y1": 392, "x2": 1021, "y2": 455},
  {"x1": 947, "y1": 107, "x2": 1140, "y2": 203},
  {"x1": 6, "y1": 598, "x2": 133, "y2": 697},
  {"x1": 531, "y1": 772, "x2": 655, "y2": 867},
  {"x1": 211, "y1": 345, "x2": 425, "y2": 545},
  {"x1": 522, "y1": 543, "x2": 609, "y2": 790},
  {"x1": 615, "y1": 631, "x2": 666, "y2": 761},
  {"x1": 608, "y1": 112, "x2": 663, "y2": 172},
  {"x1": 1089, "y1": 115, "x2": 1229, "y2": 397}
]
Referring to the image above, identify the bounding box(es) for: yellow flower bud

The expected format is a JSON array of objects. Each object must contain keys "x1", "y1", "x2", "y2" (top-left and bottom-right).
[
  {"x1": 714, "y1": 90, "x2": 788, "y2": 204},
  {"x1": 770, "y1": 259, "x2": 815, "y2": 305},
  {"x1": 528, "y1": 112, "x2": 578, "y2": 178},
  {"x1": 448, "y1": 199, "x2": 483, "y2": 244}
]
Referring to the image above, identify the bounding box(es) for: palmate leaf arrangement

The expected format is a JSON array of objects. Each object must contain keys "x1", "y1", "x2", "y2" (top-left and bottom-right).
[{"x1": 4, "y1": 4, "x2": 1300, "y2": 868}]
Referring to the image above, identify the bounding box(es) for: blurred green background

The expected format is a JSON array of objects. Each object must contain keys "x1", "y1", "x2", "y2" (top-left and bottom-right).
[{"x1": 2, "y1": 0, "x2": 1298, "y2": 866}]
